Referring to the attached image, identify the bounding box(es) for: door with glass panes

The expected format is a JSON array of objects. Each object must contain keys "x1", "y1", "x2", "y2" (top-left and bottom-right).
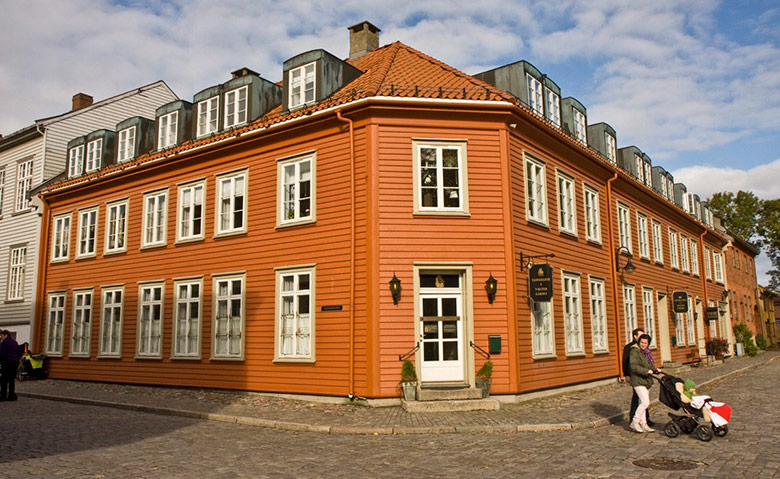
[{"x1": 419, "y1": 273, "x2": 464, "y2": 383}]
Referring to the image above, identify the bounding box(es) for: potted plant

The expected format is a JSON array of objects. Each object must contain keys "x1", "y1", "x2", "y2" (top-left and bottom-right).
[
  {"x1": 705, "y1": 337, "x2": 729, "y2": 360},
  {"x1": 475, "y1": 360, "x2": 493, "y2": 398},
  {"x1": 399, "y1": 359, "x2": 418, "y2": 401}
]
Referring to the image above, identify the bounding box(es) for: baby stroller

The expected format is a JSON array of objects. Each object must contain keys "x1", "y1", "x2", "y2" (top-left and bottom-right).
[
  {"x1": 17, "y1": 345, "x2": 48, "y2": 381},
  {"x1": 656, "y1": 374, "x2": 730, "y2": 442}
]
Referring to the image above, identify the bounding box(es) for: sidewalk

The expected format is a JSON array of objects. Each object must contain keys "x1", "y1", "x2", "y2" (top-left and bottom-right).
[{"x1": 16, "y1": 350, "x2": 778, "y2": 435}]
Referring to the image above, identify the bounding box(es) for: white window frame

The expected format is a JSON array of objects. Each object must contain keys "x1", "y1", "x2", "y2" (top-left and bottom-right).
[
  {"x1": 51, "y1": 213, "x2": 71, "y2": 262},
  {"x1": 690, "y1": 239, "x2": 700, "y2": 276},
  {"x1": 713, "y1": 252, "x2": 724, "y2": 283},
  {"x1": 634, "y1": 154, "x2": 644, "y2": 183},
  {"x1": 177, "y1": 180, "x2": 206, "y2": 242},
  {"x1": 680, "y1": 234, "x2": 690, "y2": 272},
  {"x1": 623, "y1": 284, "x2": 637, "y2": 344},
  {"x1": 675, "y1": 310, "x2": 686, "y2": 347},
  {"x1": 7, "y1": 246, "x2": 26, "y2": 301},
  {"x1": 413, "y1": 141, "x2": 468, "y2": 214},
  {"x1": 224, "y1": 86, "x2": 248, "y2": 128},
  {"x1": 85, "y1": 139, "x2": 103, "y2": 173},
  {"x1": 584, "y1": 186, "x2": 601, "y2": 243},
  {"x1": 196, "y1": 96, "x2": 219, "y2": 137},
  {"x1": 642, "y1": 287, "x2": 656, "y2": 349},
  {"x1": 0, "y1": 168, "x2": 4, "y2": 217},
  {"x1": 275, "y1": 265, "x2": 316, "y2": 362},
  {"x1": 666, "y1": 178, "x2": 674, "y2": 200},
  {"x1": 142, "y1": 189, "x2": 168, "y2": 248},
  {"x1": 117, "y1": 126, "x2": 136, "y2": 163},
  {"x1": 524, "y1": 155, "x2": 547, "y2": 225},
  {"x1": 704, "y1": 246, "x2": 712, "y2": 279},
  {"x1": 660, "y1": 177, "x2": 668, "y2": 199},
  {"x1": 604, "y1": 133, "x2": 616, "y2": 164},
  {"x1": 589, "y1": 277, "x2": 608, "y2": 353},
  {"x1": 173, "y1": 278, "x2": 202, "y2": 359},
  {"x1": 278, "y1": 153, "x2": 316, "y2": 226},
  {"x1": 288, "y1": 62, "x2": 316, "y2": 110},
  {"x1": 637, "y1": 213, "x2": 649, "y2": 259},
  {"x1": 557, "y1": 172, "x2": 577, "y2": 235},
  {"x1": 617, "y1": 203, "x2": 631, "y2": 252},
  {"x1": 68, "y1": 145, "x2": 84, "y2": 177},
  {"x1": 77, "y1": 207, "x2": 98, "y2": 258},
  {"x1": 99, "y1": 286, "x2": 124, "y2": 358},
  {"x1": 526, "y1": 73, "x2": 543, "y2": 116},
  {"x1": 531, "y1": 299, "x2": 555, "y2": 358},
  {"x1": 545, "y1": 88, "x2": 560, "y2": 127},
  {"x1": 652, "y1": 220, "x2": 663, "y2": 264},
  {"x1": 71, "y1": 289, "x2": 93, "y2": 358},
  {"x1": 644, "y1": 163, "x2": 652, "y2": 187},
  {"x1": 669, "y1": 229, "x2": 679, "y2": 270},
  {"x1": 105, "y1": 200, "x2": 128, "y2": 254},
  {"x1": 686, "y1": 297, "x2": 696, "y2": 345},
  {"x1": 15, "y1": 159, "x2": 33, "y2": 212},
  {"x1": 213, "y1": 273, "x2": 245, "y2": 360},
  {"x1": 137, "y1": 282, "x2": 164, "y2": 359},
  {"x1": 216, "y1": 170, "x2": 247, "y2": 235},
  {"x1": 562, "y1": 272, "x2": 584, "y2": 355},
  {"x1": 572, "y1": 109, "x2": 586, "y2": 145},
  {"x1": 45, "y1": 292, "x2": 66, "y2": 356},
  {"x1": 158, "y1": 111, "x2": 178, "y2": 149}
]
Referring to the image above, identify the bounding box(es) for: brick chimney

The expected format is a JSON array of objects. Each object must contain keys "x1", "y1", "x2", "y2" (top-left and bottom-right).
[
  {"x1": 348, "y1": 21, "x2": 380, "y2": 60},
  {"x1": 72, "y1": 93, "x2": 93, "y2": 111}
]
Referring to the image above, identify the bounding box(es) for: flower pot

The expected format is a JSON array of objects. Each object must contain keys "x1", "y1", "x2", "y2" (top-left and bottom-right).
[
  {"x1": 401, "y1": 381, "x2": 417, "y2": 401},
  {"x1": 476, "y1": 377, "x2": 491, "y2": 398}
]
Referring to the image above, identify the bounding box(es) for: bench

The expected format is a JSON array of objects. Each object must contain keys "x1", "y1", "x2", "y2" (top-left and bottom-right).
[{"x1": 686, "y1": 351, "x2": 702, "y2": 367}]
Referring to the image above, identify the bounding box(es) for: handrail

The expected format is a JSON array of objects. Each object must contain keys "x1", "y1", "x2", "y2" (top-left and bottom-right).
[
  {"x1": 398, "y1": 342, "x2": 420, "y2": 361},
  {"x1": 469, "y1": 341, "x2": 491, "y2": 359}
]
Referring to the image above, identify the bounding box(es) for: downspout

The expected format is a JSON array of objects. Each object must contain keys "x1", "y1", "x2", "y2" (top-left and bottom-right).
[
  {"x1": 336, "y1": 110, "x2": 356, "y2": 398},
  {"x1": 699, "y1": 230, "x2": 708, "y2": 313},
  {"x1": 605, "y1": 172, "x2": 622, "y2": 377},
  {"x1": 33, "y1": 193, "x2": 51, "y2": 352}
]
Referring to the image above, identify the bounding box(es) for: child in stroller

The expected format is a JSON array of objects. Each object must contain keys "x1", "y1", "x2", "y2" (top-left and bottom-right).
[
  {"x1": 17, "y1": 343, "x2": 48, "y2": 381},
  {"x1": 657, "y1": 374, "x2": 730, "y2": 442}
]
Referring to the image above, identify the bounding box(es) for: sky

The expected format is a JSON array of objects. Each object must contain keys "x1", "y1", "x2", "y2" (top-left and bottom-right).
[{"x1": 1, "y1": 0, "x2": 778, "y2": 281}]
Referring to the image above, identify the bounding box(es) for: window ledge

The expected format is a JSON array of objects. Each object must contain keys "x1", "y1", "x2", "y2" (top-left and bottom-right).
[
  {"x1": 175, "y1": 237, "x2": 205, "y2": 245},
  {"x1": 593, "y1": 350, "x2": 610, "y2": 355},
  {"x1": 135, "y1": 355, "x2": 163, "y2": 360},
  {"x1": 171, "y1": 355, "x2": 202, "y2": 361},
  {"x1": 97, "y1": 354, "x2": 122, "y2": 359},
  {"x1": 565, "y1": 352, "x2": 587, "y2": 358},
  {"x1": 140, "y1": 243, "x2": 166, "y2": 251},
  {"x1": 11, "y1": 209, "x2": 32, "y2": 217},
  {"x1": 532, "y1": 353, "x2": 557, "y2": 360},
  {"x1": 273, "y1": 357, "x2": 316, "y2": 364},
  {"x1": 213, "y1": 230, "x2": 248, "y2": 240},
  {"x1": 276, "y1": 218, "x2": 316, "y2": 230},
  {"x1": 75, "y1": 254, "x2": 97, "y2": 261},
  {"x1": 527, "y1": 219, "x2": 550, "y2": 229},
  {"x1": 640, "y1": 255, "x2": 651, "y2": 261},
  {"x1": 559, "y1": 230, "x2": 578, "y2": 239},
  {"x1": 4, "y1": 299, "x2": 25, "y2": 304},
  {"x1": 45, "y1": 352, "x2": 64, "y2": 358},
  {"x1": 50, "y1": 258, "x2": 69, "y2": 264},
  {"x1": 413, "y1": 210, "x2": 471, "y2": 218},
  {"x1": 586, "y1": 238, "x2": 602, "y2": 246},
  {"x1": 210, "y1": 356, "x2": 245, "y2": 362},
  {"x1": 68, "y1": 354, "x2": 90, "y2": 359},
  {"x1": 104, "y1": 249, "x2": 127, "y2": 257}
]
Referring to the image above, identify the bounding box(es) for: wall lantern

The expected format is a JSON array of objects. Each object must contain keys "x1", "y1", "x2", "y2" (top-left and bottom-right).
[
  {"x1": 722, "y1": 290, "x2": 729, "y2": 299},
  {"x1": 485, "y1": 273, "x2": 498, "y2": 304},
  {"x1": 615, "y1": 246, "x2": 636, "y2": 274},
  {"x1": 389, "y1": 274, "x2": 402, "y2": 305}
]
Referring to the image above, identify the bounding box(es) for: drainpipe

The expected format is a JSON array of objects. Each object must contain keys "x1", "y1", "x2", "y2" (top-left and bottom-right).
[
  {"x1": 605, "y1": 172, "x2": 622, "y2": 377},
  {"x1": 699, "y1": 230, "x2": 708, "y2": 313},
  {"x1": 33, "y1": 193, "x2": 51, "y2": 352},
  {"x1": 336, "y1": 110, "x2": 356, "y2": 399}
]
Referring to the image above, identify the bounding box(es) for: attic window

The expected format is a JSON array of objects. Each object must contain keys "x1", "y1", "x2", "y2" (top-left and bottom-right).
[
  {"x1": 197, "y1": 97, "x2": 219, "y2": 137},
  {"x1": 526, "y1": 74, "x2": 543, "y2": 116},
  {"x1": 158, "y1": 111, "x2": 178, "y2": 149},
  {"x1": 68, "y1": 145, "x2": 84, "y2": 177},
  {"x1": 85, "y1": 139, "x2": 103, "y2": 173},
  {"x1": 604, "y1": 133, "x2": 616, "y2": 164},
  {"x1": 224, "y1": 86, "x2": 248, "y2": 128},
  {"x1": 117, "y1": 127, "x2": 135, "y2": 163},
  {"x1": 572, "y1": 109, "x2": 586, "y2": 145},
  {"x1": 289, "y1": 62, "x2": 315, "y2": 109}
]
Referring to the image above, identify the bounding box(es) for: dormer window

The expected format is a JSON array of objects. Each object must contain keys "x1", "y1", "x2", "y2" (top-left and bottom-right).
[
  {"x1": 289, "y1": 62, "x2": 316, "y2": 109},
  {"x1": 644, "y1": 163, "x2": 652, "y2": 186},
  {"x1": 158, "y1": 111, "x2": 178, "y2": 149},
  {"x1": 68, "y1": 145, "x2": 84, "y2": 177},
  {"x1": 605, "y1": 133, "x2": 616, "y2": 164},
  {"x1": 85, "y1": 139, "x2": 103, "y2": 173},
  {"x1": 197, "y1": 97, "x2": 219, "y2": 137},
  {"x1": 117, "y1": 127, "x2": 135, "y2": 163},
  {"x1": 634, "y1": 154, "x2": 643, "y2": 183},
  {"x1": 224, "y1": 86, "x2": 248, "y2": 128},
  {"x1": 526, "y1": 74, "x2": 543, "y2": 116},
  {"x1": 572, "y1": 109, "x2": 586, "y2": 144},
  {"x1": 666, "y1": 178, "x2": 674, "y2": 200},
  {"x1": 660, "y1": 177, "x2": 668, "y2": 198},
  {"x1": 545, "y1": 88, "x2": 560, "y2": 127}
]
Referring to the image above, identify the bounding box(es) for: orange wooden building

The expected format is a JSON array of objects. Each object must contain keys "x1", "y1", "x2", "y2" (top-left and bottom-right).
[{"x1": 32, "y1": 23, "x2": 737, "y2": 400}]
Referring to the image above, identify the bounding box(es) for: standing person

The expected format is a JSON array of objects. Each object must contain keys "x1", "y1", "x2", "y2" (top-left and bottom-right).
[
  {"x1": 629, "y1": 334, "x2": 660, "y2": 432},
  {"x1": 0, "y1": 330, "x2": 20, "y2": 401},
  {"x1": 623, "y1": 328, "x2": 654, "y2": 426}
]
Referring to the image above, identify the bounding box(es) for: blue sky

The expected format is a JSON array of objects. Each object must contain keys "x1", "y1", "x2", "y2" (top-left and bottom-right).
[{"x1": 1, "y1": 0, "x2": 778, "y2": 279}]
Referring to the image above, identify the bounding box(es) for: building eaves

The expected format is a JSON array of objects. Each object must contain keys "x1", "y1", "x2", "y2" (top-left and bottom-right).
[
  {"x1": 0, "y1": 124, "x2": 43, "y2": 153},
  {"x1": 726, "y1": 229, "x2": 760, "y2": 255}
]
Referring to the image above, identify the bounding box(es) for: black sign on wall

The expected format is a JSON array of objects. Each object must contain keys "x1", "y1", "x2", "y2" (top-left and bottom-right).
[
  {"x1": 706, "y1": 307, "x2": 719, "y2": 321},
  {"x1": 528, "y1": 264, "x2": 554, "y2": 302},
  {"x1": 672, "y1": 291, "x2": 689, "y2": 313}
]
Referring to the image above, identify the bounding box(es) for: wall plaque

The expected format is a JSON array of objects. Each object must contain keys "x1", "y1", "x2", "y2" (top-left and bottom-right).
[
  {"x1": 672, "y1": 291, "x2": 689, "y2": 313},
  {"x1": 528, "y1": 264, "x2": 554, "y2": 302}
]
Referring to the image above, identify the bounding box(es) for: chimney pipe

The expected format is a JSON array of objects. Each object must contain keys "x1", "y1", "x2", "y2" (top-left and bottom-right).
[
  {"x1": 348, "y1": 21, "x2": 380, "y2": 60},
  {"x1": 72, "y1": 93, "x2": 93, "y2": 111}
]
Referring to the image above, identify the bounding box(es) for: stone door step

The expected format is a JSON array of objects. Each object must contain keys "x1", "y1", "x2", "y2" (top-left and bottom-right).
[
  {"x1": 401, "y1": 398, "x2": 500, "y2": 413},
  {"x1": 416, "y1": 387, "x2": 483, "y2": 401}
]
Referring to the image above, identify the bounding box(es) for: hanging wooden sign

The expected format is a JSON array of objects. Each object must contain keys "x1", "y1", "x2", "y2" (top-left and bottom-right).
[
  {"x1": 528, "y1": 264, "x2": 554, "y2": 302},
  {"x1": 672, "y1": 291, "x2": 689, "y2": 313}
]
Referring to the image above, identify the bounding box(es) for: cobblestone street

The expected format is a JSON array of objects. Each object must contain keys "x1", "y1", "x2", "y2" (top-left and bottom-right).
[{"x1": 2, "y1": 356, "x2": 778, "y2": 478}]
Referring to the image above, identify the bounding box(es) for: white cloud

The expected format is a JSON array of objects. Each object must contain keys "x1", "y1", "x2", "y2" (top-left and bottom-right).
[{"x1": 671, "y1": 158, "x2": 780, "y2": 201}]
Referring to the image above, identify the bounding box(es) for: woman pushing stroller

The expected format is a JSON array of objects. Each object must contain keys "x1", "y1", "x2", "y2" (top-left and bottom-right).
[{"x1": 628, "y1": 333, "x2": 662, "y2": 433}]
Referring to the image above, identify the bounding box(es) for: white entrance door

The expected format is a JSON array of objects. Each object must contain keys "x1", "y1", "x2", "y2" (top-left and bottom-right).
[
  {"x1": 657, "y1": 293, "x2": 672, "y2": 363},
  {"x1": 419, "y1": 274, "x2": 464, "y2": 383}
]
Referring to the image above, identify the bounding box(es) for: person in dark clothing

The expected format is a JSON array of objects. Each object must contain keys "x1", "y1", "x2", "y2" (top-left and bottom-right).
[
  {"x1": 0, "y1": 330, "x2": 20, "y2": 401},
  {"x1": 623, "y1": 328, "x2": 654, "y2": 427}
]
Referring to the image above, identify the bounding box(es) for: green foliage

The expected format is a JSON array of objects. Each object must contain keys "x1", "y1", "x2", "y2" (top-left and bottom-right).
[
  {"x1": 756, "y1": 334, "x2": 768, "y2": 350},
  {"x1": 400, "y1": 359, "x2": 417, "y2": 383},
  {"x1": 476, "y1": 360, "x2": 493, "y2": 379},
  {"x1": 705, "y1": 337, "x2": 729, "y2": 356},
  {"x1": 745, "y1": 341, "x2": 758, "y2": 356},
  {"x1": 732, "y1": 322, "x2": 753, "y2": 344}
]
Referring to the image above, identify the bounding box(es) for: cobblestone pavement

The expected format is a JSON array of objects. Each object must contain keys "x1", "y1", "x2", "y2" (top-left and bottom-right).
[{"x1": 2, "y1": 353, "x2": 778, "y2": 478}]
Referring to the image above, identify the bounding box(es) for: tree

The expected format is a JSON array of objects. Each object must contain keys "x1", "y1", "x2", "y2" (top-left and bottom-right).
[{"x1": 759, "y1": 199, "x2": 780, "y2": 289}]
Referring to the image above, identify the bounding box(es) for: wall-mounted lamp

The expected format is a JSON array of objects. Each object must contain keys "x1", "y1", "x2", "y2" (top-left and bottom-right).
[
  {"x1": 485, "y1": 273, "x2": 498, "y2": 304},
  {"x1": 389, "y1": 274, "x2": 402, "y2": 305},
  {"x1": 722, "y1": 290, "x2": 729, "y2": 299},
  {"x1": 615, "y1": 246, "x2": 636, "y2": 274}
]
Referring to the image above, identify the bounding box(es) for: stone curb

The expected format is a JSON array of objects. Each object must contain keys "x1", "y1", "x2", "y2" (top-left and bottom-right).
[{"x1": 18, "y1": 354, "x2": 777, "y2": 435}]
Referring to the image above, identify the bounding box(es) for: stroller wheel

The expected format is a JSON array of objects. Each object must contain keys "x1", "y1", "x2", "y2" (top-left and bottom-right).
[
  {"x1": 664, "y1": 422, "x2": 681, "y2": 438},
  {"x1": 16, "y1": 363, "x2": 25, "y2": 382},
  {"x1": 713, "y1": 425, "x2": 728, "y2": 437},
  {"x1": 695, "y1": 424, "x2": 714, "y2": 442}
]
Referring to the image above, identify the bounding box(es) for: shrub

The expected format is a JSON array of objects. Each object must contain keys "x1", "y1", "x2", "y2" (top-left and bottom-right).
[
  {"x1": 476, "y1": 360, "x2": 493, "y2": 379},
  {"x1": 756, "y1": 334, "x2": 768, "y2": 350},
  {"x1": 400, "y1": 359, "x2": 417, "y2": 383},
  {"x1": 745, "y1": 340, "x2": 759, "y2": 356},
  {"x1": 705, "y1": 337, "x2": 729, "y2": 356},
  {"x1": 733, "y1": 322, "x2": 753, "y2": 345}
]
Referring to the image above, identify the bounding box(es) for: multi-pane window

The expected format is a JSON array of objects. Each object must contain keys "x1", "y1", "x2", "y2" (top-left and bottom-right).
[
  {"x1": 0, "y1": 169, "x2": 4, "y2": 216},
  {"x1": 196, "y1": 97, "x2": 219, "y2": 137},
  {"x1": 590, "y1": 278, "x2": 607, "y2": 353},
  {"x1": 545, "y1": 88, "x2": 560, "y2": 127},
  {"x1": 713, "y1": 252, "x2": 724, "y2": 282},
  {"x1": 178, "y1": 182, "x2": 204, "y2": 241},
  {"x1": 416, "y1": 143, "x2": 465, "y2": 212},
  {"x1": 526, "y1": 74, "x2": 543, "y2": 116},
  {"x1": 634, "y1": 155, "x2": 644, "y2": 183},
  {"x1": 675, "y1": 310, "x2": 685, "y2": 346},
  {"x1": 669, "y1": 229, "x2": 679, "y2": 269},
  {"x1": 77, "y1": 208, "x2": 98, "y2": 257},
  {"x1": 16, "y1": 159, "x2": 33, "y2": 211},
  {"x1": 142, "y1": 190, "x2": 167, "y2": 247},
  {"x1": 277, "y1": 268, "x2": 314, "y2": 360},
  {"x1": 623, "y1": 284, "x2": 637, "y2": 343},
  {"x1": 605, "y1": 133, "x2": 617, "y2": 164},
  {"x1": 531, "y1": 300, "x2": 554, "y2": 357},
  {"x1": 642, "y1": 288, "x2": 656, "y2": 349},
  {"x1": 660, "y1": 177, "x2": 668, "y2": 198},
  {"x1": 68, "y1": 145, "x2": 84, "y2": 177},
  {"x1": 563, "y1": 273, "x2": 583, "y2": 354},
  {"x1": 224, "y1": 86, "x2": 248, "y2": 128},
  {"x1": 158, "y1": 111, "x2": 178, "y2": 149},
  {"x1": 117, "y1": 127, "x2": 135, "y2": 163},
  {"x1": 643, "y1": 164, "x2": 652, "y2": 187},
  {"x1": 652, "y1": 220, "x2": 663, "y2": 264},
  {"x1": 666, "y1": 178, "x2": 674, "y2": 200},
  {"x1": 280, "y1": 155, "x2": 314, "y2": 224},
  {"x1": 138, "y1": 283, "x2": 163, "y2": 357},
  {"x1": 525, "y1": 157, "x2": 547, "y2": 224},
  {"x1": 100, "y1": 287, "x2": 123, "y2": 357},
  {"x1": 680, "y1": 234, "x2": 690, "y2": 272},
  {"x1": 105, "y1": 201, "x2": 128, "y2": 253},
  {"x1": 618, "y1": 203, "x2": 631, "y2": 252},
  {"x1": 45, "y1": 293, "x2": 66, "y2": 355},
  {"x1": 71, "y1": 290, "x2": 92, "y2": 357},
  {"x1": 214, "y1": 275, "x2": 244, "y2": 358},
  {"x1": 572, "y1": 109, "x2": 586, "y2": 144},
  {"x1": 217, "y1": 171, "x2": 246, "y2": 234},
  {"x1": 52, "y1": 214, "x2": 71, "y2": 261},
  {"x1": 557, "y1": 173, "x2": 576, "y2": 234},
  {"x1": 704, "y1": 246, "x2": 712, "y2": 279},
  {"x1": 289, "y1": 62, "x2": 316, "y2": 109},
  {"x1": 686, "y1": 298, "x2": 696, "y2": 345},
  {"x1": 690, "y1": 239, "x2": 700, "y2": 276},
  {"x1": 85, "y1": 139, "x2": 102, "y2": 173},
  {"x1": 637, "y1": 213, "x2": 649, "y2": 259},
  {"x1": 584, "y1": 187, "x2": 601, "y2": 242},
  {"x1": 174, "y1": 280, "x2": 201, "y2": 358},
  {"x1": 7, "y1": 246, "x2": 26, "y2": 300}
]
